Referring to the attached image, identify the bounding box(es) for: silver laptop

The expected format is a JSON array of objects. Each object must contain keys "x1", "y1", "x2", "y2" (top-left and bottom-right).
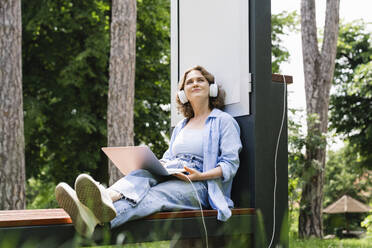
[{"x1": 101, "y1": 146, "x2": 185, "y2": 176}]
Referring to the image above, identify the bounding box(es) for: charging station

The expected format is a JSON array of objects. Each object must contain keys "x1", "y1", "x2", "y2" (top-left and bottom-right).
[{"x1": 171, "y1": 0, "x2": 289, "y2": 247}]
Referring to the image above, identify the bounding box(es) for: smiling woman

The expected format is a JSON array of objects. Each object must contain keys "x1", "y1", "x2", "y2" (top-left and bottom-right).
[{"x1": 176, "y1": 65, "x2": 225, "y2": 119}]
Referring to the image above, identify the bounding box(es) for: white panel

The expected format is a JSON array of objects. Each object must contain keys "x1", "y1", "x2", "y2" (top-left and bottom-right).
[{"x1": 171, "y1": 0, "x2": 250, "y2": 126}]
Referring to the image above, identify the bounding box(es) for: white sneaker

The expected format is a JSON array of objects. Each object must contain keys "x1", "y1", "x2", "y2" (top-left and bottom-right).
[
  {"x1": 75, "y1": 174, "x2": 117, "y2": 223},
  {"x1": 55, "y1": 182, "x2": 99, "y2": 238}
]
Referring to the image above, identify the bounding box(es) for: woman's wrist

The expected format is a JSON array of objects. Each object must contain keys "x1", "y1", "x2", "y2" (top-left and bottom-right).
[
  {"x1": 198, "y1": 167, "x2": 223, "y2": 181},
  {"x1": 196, "y1": 172, "x2": 208, "y2": 181}
]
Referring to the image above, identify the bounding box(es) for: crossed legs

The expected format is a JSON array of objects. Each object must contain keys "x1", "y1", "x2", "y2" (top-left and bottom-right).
[
  {"x1": 56, "y1": 170, "x2": 209, "y2": 237},
  {"x1": 55, "y1": 174, "x2": 119, "y2": 237}
]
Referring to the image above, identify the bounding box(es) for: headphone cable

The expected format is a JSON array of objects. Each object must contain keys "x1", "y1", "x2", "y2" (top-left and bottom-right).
[
  {"x1": 185, "y1": 176, "x2": 209, "y2": 248},
  {"x1": 268, "y1": 75, "x2": 287, "y2": 248}
]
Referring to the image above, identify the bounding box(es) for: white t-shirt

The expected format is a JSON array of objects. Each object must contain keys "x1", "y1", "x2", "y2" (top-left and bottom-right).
[{"x1": 172, "y1": 128, "x2": 204, "y2": 158}]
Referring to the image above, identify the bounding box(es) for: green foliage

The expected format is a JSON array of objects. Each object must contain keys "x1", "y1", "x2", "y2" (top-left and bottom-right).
[
  {"x1": 362, "y1": 213, "x2": 372, "y2": 236},
  {"x1": 271, "y1": 11, "x2": 299, "y2": 73},
  {"x1": 288, "y1": 109, "x2": 305, "y2": 212},
  {"x1": 289, "y1": 209, "x2": 299, "y2": 236},
  {"x1": 330, "y1": 20, "x2": 372, "y2": 169},
  {"x1": 324, "y1": 144, "x2": 371, "y2": 208},
  {"x1": 288, "y1": 110, "x2": 327, "y2": 188},
  {"x1": 23, "y1": 0, "x2": 171, "y2": 208},
  {"x1": 23, "y1": 0, "x2": 111, "y2": 189},
  {"x1": 134, "y1": 0, "x2": 170, "y2": 157},
  {"x1": 333, "y1": 20, "x2": 372, "y2": 86},
  {"x1": 287, "y1": 109, "x2": 307, "y2": 234},
  {"x1": 26, "y1": 177, "x2": 58, "y2": 209},
  {"x1": 288, "y1": 110, "x2": 327, "y2": 235},
  {"x1": 323, "y1": 144, "x2": 372, "y2": 234}
]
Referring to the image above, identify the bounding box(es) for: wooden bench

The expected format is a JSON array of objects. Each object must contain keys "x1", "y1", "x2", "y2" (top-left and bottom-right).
[
  {"x1": 0, "y1": 208, "x2": 255, "y2": 247},
  {"x1": 0, "y1": 72, "x2": 290, "y2": 247}
]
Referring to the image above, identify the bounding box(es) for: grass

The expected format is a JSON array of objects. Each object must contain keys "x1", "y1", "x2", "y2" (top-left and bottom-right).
[
  {"x1": 91, "y1": 236, "x2": 372, "y2": 248},
  {"x1": 290, "y1": 235, "x2": 372, "y2": 248},
  {"x1": 3, "y1": 234, "x2": 371, "y2": 247},
  {"x1": 88, "y1": 241, "x2": 170, "y2": 248}
]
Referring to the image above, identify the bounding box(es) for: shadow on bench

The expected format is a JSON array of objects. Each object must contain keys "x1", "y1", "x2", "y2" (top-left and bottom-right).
[{"x1": 0, "y1": 208, "x2": 255, "y2": 247}]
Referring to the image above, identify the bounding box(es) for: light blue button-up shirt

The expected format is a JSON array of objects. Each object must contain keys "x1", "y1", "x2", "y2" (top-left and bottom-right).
[{"x1": 161, "y1": 108, "x2": 242, "y2": 221}]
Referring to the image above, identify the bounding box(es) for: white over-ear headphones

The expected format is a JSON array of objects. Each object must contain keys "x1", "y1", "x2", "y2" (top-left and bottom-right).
[
  {"x1": 178, "y1": 79, "x2": 218, "y2": 104},
  {"x1": 177, "y1": 90, "x2": 189, "y2": 104},
  {"x1": 209, "y1": 83, "x2": 218, "y2": 98}
]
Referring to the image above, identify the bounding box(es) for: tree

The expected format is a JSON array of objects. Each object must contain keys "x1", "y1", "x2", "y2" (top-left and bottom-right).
[
  {"x1": 0, "y1": 0, "x2": 26, "y2": 209},
  {"x1": 330, "y1": 21, "x2": 372, "y2": 169},
  {"x1": 299, "y1": 0, "x2": 340, "y2": 238},
  {"x1": 107, "y1": 0, "x2": 137, "y2": 185}
]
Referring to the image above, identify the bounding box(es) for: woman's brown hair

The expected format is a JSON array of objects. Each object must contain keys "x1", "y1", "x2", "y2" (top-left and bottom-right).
[{"x1": 176, "y1": 65, "x2": 225, "y2": 118}]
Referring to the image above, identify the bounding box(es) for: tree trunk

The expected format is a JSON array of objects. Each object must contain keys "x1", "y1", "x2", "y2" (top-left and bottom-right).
[
  {"x1": 299, "y1": 0, "x2": 340, "y2": 238},
  {"x1": 0, "y1": 0, "x2": 26, "y2": 210},
  {"x1": 107, "y1": 0, "x2": 136, "y2": 185}
]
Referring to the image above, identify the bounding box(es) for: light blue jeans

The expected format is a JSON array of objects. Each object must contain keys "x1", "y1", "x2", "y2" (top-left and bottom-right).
[{"x1": 109, "y1": 154, "x2": 209, "y2": 228}]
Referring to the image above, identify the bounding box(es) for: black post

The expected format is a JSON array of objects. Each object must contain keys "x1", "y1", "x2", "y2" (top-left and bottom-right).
[{"x1": 231, "y1": 0, "x2": 288, "y2": 247}]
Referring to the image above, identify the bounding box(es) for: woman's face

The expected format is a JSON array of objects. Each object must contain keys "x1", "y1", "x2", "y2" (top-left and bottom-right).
[{"x1": 184, "y1": 70, "x2": 210, "y2": 103}]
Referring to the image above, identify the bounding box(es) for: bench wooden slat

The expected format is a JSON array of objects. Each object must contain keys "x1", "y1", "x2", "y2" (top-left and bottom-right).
[
  {"x1": 0, "y1": 209, "x2": 72, "y2": 227},
  {"x1": 0, "y1": 208, "x2": 254, "y2": 227},
  {"x1": 145, "y1": 208, "x2": 254, "y2": 219}
]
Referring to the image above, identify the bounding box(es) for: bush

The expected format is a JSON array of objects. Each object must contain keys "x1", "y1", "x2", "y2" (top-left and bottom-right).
[
  {"x1": 361, "y1": 213, "x2": 372, "y2": 237},
  {"x1": 26, "y1": 176, "x2": 58, "y2": 209}
]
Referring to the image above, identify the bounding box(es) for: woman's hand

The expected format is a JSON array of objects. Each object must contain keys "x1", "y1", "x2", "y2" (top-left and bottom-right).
[
  {"x1": 173, "y1": 166, "x2": 203, "y2": 182},
  {"x1": 173, "y1": 166, "x2": 223, "y2": 182}
]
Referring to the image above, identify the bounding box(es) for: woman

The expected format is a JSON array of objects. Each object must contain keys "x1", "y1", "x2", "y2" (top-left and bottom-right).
[{"x1": 55, "y1": 65, "x2": 242, "y2": 237}]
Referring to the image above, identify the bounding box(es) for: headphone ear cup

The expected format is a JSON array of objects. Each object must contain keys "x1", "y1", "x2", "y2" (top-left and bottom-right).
[
  {"x1": 177, "y1": 90, "x2": 189, "y2": 104},
  {"x1": 209, "y1": 83, "x2": 218, "y2": 97}
]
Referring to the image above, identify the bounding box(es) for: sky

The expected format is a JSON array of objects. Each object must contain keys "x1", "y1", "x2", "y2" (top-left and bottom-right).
[{"x1": 271, "y1": 0, "x2": 372, "y2": 150}]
